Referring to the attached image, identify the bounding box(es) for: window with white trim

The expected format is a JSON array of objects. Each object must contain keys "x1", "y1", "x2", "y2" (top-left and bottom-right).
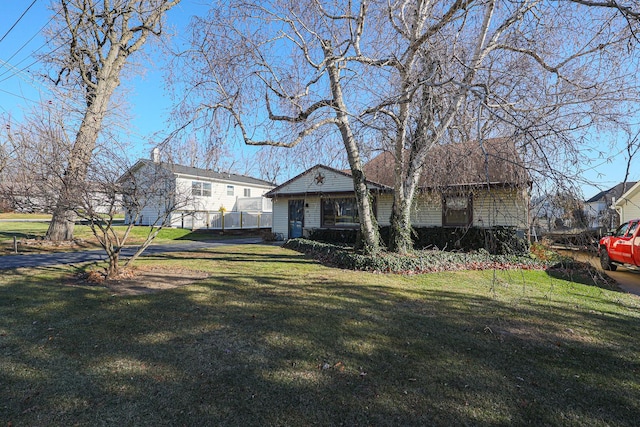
[
  {"x1": 227, "y1": 185, "x2": 234, "y2": 196},
  {"x1": 320, "y1": 197, "x2": 374, "y2": 227},
  {"x1": 192, "y1": 181, "x2": 212, "y2": 197},
  {"x1": 244, "y1": 188, "x2": 251, "y2": 197}
]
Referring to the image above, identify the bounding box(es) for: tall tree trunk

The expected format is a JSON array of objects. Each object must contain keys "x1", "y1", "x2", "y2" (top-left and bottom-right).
[
  {"x1": 106, "y1": 250, "x2": 120, "y2": 279},
  {"x1": 389, "y1": 159, "x2": 422, "y2": 254},
  {"x1": 389, "y1": 194, "x2": 413, "y2": 254},
  {"x1": 46, "y1": 206, "x2": 76, "y2": 241},
  {"x1": 324, "y1": 44, "x2": 380, "y2": 254},
  {"x1": 46, "y1": 97, "x2": 109, "y2": 241}
]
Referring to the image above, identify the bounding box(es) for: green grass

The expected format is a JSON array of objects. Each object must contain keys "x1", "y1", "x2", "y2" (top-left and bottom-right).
[
  {"x1": 0, "y1": 220, "x2": 57, "y2": 240},
  {"x1": 0, "y1": 213, "x2": 125, "y2": 220},
  {"x1": 0, "y1": 212, "x2": 52, "y2": 220},
  {"x1": 1, "y1": 244, "x2": 639, "y2": 425}
]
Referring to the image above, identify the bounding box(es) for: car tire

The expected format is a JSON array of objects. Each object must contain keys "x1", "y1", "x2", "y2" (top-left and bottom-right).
[{"x1": 600, "y1": 250, "x2": 617, "y2": 271}]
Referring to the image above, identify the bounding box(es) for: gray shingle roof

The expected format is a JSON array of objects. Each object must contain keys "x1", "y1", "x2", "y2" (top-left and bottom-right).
[
  {"x1": 136, "y1": 159, "x2": 275, "y2": 188},
  {"x1": 585, "y1": 182, "x2": 637, "y2": 203},
  {"x1": 364, "y1": 138, "x2": 530, "y2": 189}
]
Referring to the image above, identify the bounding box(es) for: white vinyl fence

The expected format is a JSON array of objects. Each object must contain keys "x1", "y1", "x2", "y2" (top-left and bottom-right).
[{"x1": 173, "y1": 210, "x2": 272, "y2": 230}]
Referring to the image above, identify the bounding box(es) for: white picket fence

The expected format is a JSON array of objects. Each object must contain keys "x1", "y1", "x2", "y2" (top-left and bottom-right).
[{"x1": 173, "y1": 211, "x2": 272, "y2": 230}]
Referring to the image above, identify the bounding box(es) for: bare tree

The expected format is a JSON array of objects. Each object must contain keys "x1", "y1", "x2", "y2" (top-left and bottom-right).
[
  {"x1": 249, "y1": 137, "x2": 348, "y2": 184},
  {"x1": 351, "y1": 0, "x2": 639, "y2": 252},
  {"x1": 0, "y1": 120, "x2": 9, "y2": 177},
  {"x1": 42, "y1": 0, "x2": 180, "y2": 242},
  {"x1": 0, "y1": 105, "x2": 73, "y2": 213},
  {"x1": 621, "y1": 128, "x2": 640, "y2": 192},
  {"x1": 170, "y1": 1, "x2": 396, "y2": 253},
  {"x1": 78, "y1": 150, "x2": 191, "y2": 279},
  {"x1": 173, "y1": 0, "x2": 640, "y2": 253},
  {"x1": 1, "y1": 101, "x2": 188, "y2": 278}
]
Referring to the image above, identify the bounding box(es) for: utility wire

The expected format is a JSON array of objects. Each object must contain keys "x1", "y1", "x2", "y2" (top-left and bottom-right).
[
  {"x1": 0, "y1": 13, "x2": 58, "y2": 78},
  {"x1": 0, "y1": 0, "x2": 39, "y2": 44}
]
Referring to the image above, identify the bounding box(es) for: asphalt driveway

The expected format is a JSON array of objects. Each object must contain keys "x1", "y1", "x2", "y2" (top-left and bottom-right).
[
  {"x1": 0, "y1": 237, "x2": 262, "y2": 270},
  {"x1": 562, "y1": 250, "x2": 640, "y2": 297},
  {"x1": 592, "y1": 260, "x2": 640, "y2": 297}
]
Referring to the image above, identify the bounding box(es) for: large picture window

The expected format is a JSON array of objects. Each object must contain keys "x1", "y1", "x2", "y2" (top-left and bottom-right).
[
  {"x1": 321, "y1": 197, "x2": 360, "y2": 227},
  {"x1": 443, "y1": 194, "x2": 472, "y2": 226},
  {"x1": 192, "y1": 181, "x2": 212, "y2": 197}
]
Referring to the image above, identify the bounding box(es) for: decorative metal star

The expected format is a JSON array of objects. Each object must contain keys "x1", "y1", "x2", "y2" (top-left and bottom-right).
[{"x1": 315, "y1": 172, "x2": 325, "y2": 185}]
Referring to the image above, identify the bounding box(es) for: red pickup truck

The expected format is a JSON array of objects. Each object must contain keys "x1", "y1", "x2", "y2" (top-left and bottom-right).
[{"x1": 599, "y1": 219, "x2": 640, "y2": 271}]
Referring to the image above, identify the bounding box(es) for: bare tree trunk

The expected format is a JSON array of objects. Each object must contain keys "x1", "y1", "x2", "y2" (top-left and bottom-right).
[
  {"x1": 47, "y1": 103, "x2": 106, "y2": 240},
  {"x1": 47, "y1": 206, "x2": 76, "y2": 241},
  {"x1": 324, "y1": 44, "x2": 380, "y2": 254},
  {"x1": 106, "y1": 251, "x2": 120, "y2": 278},
  {"x1": 389, "y1": 156, "x2": 425, "y2": 253}
]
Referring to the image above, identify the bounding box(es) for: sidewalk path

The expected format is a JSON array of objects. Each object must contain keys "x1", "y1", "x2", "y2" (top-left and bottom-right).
[{"x1": 0, "y1": 238, "x2": 262, "y2": 270}]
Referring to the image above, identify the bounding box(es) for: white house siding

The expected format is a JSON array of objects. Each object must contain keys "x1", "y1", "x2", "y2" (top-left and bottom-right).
[
  {"x1": 619, "y1": 201, "x2": 640, "y2": 224},
  {"x1": 304, "y1": 196, "x2": 322, "y2": 232},
  {"x1": 411, "y1": 193, "x2": 443, "y2": 226},
  {"x1": 272, "y1": 198, "x2": 289, "y2": 238},
  {"x1": 473, "y1": 189, "x2": 528, "y2": 229},
  {"x1": 376, "y1": 194, "x2": 393, "y2": 226},
  {"x1": 375, "y1": 193, "x2": 443, "y2": 226},
  {"x1": 139, "y1": 205, "x2": 160, "y2": 225},
  {"x1": 276, "y1": 167, "x2": 353, "y2": 195},
  {"x1": 370, "y1": 190, "x2": 527, "y2": 229},
  {"x1": 275, "y1": 166, "x2": 384, "y2": 195},
  {"x1": 136, "y1": 192, "x2": 174, "y2": 226},
  {"x1": 617, "y1": 193, "x2": 640, "y2": 224},
  {"x1": 615, "y1": 181, "x2": 640, "y2": 223},
  {"x1": 175, "y1": 175, "x2": 273, "y2": 213}
]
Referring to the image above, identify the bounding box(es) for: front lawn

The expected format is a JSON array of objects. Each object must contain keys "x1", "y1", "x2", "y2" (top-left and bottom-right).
[{"x1": 1, "y1": 245, "x2": 639, "y2": 426}]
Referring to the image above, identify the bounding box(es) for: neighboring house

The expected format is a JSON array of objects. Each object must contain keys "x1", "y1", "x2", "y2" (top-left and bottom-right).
[
  {"x1": 531, "y1": 191, "x2": 589, "y2": 234},
  {"x1": 530, "y1": 194, "x2": 564, "y2": 234},
  {"x1": 121, "y1": 156, "x2": 275, "y2": 229},
  {"x1": 266, "y1": 139, "x2": 531, "y2": 240},
  {"x1": 584, "y1": 182, "x2": 636, "y2": 230},
  {"x1": 0, "y1": 180, "x2": 49, "y2": 212},
  {"x1": 0, "y1": 180, "x2": 122, "y2": 214},
  {"x1": 614, "y1": 181, "x2": 640, "y2": 224}
]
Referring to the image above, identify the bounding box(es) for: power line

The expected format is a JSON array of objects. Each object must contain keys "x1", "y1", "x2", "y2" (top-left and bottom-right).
[
  {"x1": 0, "y1": 87, "x2": 40, "y2": 105},
  {"x1": 0, "y1": 13, "x2": 58, "y2": 78},
  {"x1": 0, "y1": 0, "x2": 39, "y2": 45}
]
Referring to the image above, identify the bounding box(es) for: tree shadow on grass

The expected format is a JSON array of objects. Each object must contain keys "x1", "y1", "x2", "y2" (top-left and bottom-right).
[
  {"x1": 174, "y1": 229, "x2": 264, "y2": 242},
  {"x1": 1, "y1": 251, "x2": 640, "y2": 426},
  {"x1": 141, "y1": 248, "x2": 319, "y2": 266},
  {"x1": 0, "y1": 231, "x2": 38, "y2": 240}
]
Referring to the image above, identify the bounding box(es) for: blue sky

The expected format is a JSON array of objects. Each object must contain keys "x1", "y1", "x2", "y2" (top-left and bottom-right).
[
  {"x1": 1, "y1": 0, "x2": 638, "y2": 199},
  {"x1": 0, "y1": 0, "x2": 204, "y2": 158}
]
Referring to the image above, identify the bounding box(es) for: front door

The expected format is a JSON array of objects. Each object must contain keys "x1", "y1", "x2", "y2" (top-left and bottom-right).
[{"x1": 288, "y1": 199, "x2": 305, "y2": 239}]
